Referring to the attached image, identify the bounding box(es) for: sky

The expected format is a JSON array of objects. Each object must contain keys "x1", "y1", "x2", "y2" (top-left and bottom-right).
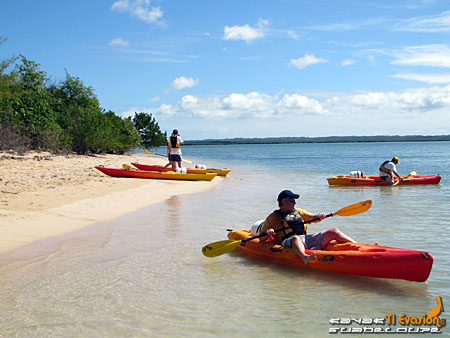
[{"x1": 2, "y1": 0, "x2": 450, "y2": 140}]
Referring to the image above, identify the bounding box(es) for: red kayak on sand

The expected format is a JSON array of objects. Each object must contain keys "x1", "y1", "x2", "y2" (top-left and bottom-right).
[
  {"x1": 95, "y1": 166, "x2": 217, "y2": 181},
  {"x1": 327, "y1": 174, "x2": 441, "y2": 186},
  {"x1": 228, "y1": 230, "x2": 433, "y2": 282}
]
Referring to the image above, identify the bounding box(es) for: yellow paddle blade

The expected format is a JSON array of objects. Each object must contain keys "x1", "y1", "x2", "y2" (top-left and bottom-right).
[
  {"x1": 410, "y1": 171, "x2": 418, "y2": 176},
  {"x1": 202, "y1": 239, "x2": 242, "y2": 257},
  {"x1": 333, "y1": 200, "x2": 372, "y2": 217},
  {"x1": 143, "y1": 151, "x2": 155, "y2": 155},
  {"x1": 183, "y1": 159, "x2": 193, "y2": 164},
  {"x1": 392, "y1": 180, "x2": 400, "y2": 186},
  {"x1": 122, "y1": 164, "x2": 131, "y2": 169}
]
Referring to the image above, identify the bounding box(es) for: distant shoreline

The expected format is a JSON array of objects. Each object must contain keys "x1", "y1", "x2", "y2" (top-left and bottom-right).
[{"x1": 184, "y1": 134, "x2": 450, "y2": 145}]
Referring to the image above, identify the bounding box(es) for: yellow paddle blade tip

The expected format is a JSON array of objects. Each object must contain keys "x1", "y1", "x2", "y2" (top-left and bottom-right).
[
  {"x1": 201, "y1": 240, "x2": 242, "y2": 257},
  {"x1": 334, "y1": 199, "x2": 372, "y2": 217},
  {"x1": 122, "y1": 164, "x2": 131, "y2": 169},
  {"x1": 202, "y1": 244, "x2": 217, "y2": 257}
]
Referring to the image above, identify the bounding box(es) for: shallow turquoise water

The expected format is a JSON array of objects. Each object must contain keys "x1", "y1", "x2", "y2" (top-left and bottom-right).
[{"x1": 0, "y1": 142, "x2": 449, "y2": 337}]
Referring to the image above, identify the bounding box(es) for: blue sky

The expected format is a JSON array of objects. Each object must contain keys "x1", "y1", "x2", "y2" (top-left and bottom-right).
[{"x1": 2, "y1": 0, "x2": 450, "y2": 140}]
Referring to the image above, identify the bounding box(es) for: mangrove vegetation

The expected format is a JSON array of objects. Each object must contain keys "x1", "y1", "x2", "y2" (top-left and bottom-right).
[{"x1": 0, "y1": 46, "x2": 166, "y2": 154}]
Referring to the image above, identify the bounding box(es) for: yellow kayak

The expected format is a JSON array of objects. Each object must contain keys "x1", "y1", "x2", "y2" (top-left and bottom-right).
[{"x1": 131, "y1": 163, "x2": 230, "y2": 176}]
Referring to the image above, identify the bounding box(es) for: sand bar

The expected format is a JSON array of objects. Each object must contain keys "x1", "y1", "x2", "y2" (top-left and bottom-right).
[{"x1": 0, "y1": 151, "x2": 220, "y2": 254}]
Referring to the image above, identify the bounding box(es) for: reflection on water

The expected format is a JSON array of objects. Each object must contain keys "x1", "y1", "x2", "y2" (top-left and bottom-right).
[
  {"x1": 165, "y1": 195, "x2": 182, "y2": 238},
  {"x1": 1, "y1": 142, "x2": 449, "y2": 337}
]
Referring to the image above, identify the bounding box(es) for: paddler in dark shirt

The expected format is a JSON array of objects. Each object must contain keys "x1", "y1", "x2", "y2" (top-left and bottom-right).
[{"x1": 260, "y1": 190, "x2": 356, "y2": 266}]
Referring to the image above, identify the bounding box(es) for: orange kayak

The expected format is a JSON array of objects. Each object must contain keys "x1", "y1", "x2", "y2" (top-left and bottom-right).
[
  {"x1": 95, "y1": 166, "x2": 216, "y2": 181},
  {"x1": 131, "y1": 163, "x2": 230, "y2": 176},
  {"x1": 327, "y1": 174, "x2": 441, "y2": 186},
  {"x1": 228, "y1": 230, "x2": 433, "y2": 282}
]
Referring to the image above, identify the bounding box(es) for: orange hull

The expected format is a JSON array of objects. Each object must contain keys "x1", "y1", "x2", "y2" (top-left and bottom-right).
[{"x1": 228, "y1": 230, "x2": 433, "y2": 282}]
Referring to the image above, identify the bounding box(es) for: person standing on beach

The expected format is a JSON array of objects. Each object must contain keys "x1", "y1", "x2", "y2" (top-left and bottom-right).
[
  {"x1": 379, "y1": 156, "x2": 402, "y2": 185},
  {"x1": 167, "y1": 129, "x2": 184, "y2": 171},
  {"x1": 259, "y1": 190, "x2": 356, "y2": 266}
]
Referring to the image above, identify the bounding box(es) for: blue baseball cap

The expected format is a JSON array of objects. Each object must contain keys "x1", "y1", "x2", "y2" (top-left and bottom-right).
[{"x1": 277, "y1": 190, "x2": 300, "y2": 202}]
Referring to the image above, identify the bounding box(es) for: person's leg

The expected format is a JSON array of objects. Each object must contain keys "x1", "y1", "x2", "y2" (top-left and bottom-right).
[
  {"x1": 321, "y1": 227, "x2": 356, "y2": 248},
  {"x1": 162, "y1": 156, "x2": 170, "y2": 171},
  {"x1": 381, "y1": 175, "x2": 394, "y2": 184},
  {"x1": 289, "y1": 236, "x2": 316, "y2": 266},
  {"x1": 161, "y1": 162, "x2": 170, "y2": 171}
]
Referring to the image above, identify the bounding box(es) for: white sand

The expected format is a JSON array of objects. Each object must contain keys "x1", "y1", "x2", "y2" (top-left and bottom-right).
[{"x1": 0, "y1": 151, "x2": 220, "y2": 254}]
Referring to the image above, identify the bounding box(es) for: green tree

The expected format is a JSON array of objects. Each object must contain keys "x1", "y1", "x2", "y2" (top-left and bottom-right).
[
  {"x1": 0, "y1": 52, "x2": 143, "y2": 154},
  {"x1": 8, "y1": 56, "x2": 62, "y2": 150},
  {"x1": 102, "y1": 111, "x2": 140, "y2": 154},
  {"x1": 0, "y1": 38, "x2": 18, "y2": 115},
  {"x1": 49, "y1": 71, "x2": 104, "y2": 152},
  {"x1": 0, "y1": 37, "x2": 27, "y2": 151},
  {"x1": 132, "y1": 112, "x2": 166, "y2": 148}
]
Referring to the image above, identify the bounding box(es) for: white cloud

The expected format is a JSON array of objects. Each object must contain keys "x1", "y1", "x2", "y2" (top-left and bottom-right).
[
  {"x1": 159, "y1": 104, "x2": 175, "y2": 116},
  {"x1": 391, "y1": 72, "x2": 450, "y2": 84},
  {"x1": 111, "y1": 0, "x2": 163, "y2": 24},
  {"x1": 396, "y1": 10, "x2": 450, "y2": 32},
  {"x1": 171, "y1": 76, "x2": 199, "y2": 90},
  {"x1": 287, "y1": 30, "x2": 299, "y2": 40},
  {"x1": 180, "y1": 95, "x2": 198, "y2": 107},
  {"x1": 391, "y1": 44, "x2": 450, "y2": 67},
  {"x1": 277, "y1": 94, "x2": 325, "y2": 114},
  {"x1": 222, "y1": 92, "x2": 274, "y2": 117},
  {"x1": 307, "y1": 23, "x2": 356, "y2": 31},
  {"x1": 108, "y1": 37, "x2": 129, "y2": 47},
  {"x1": 367, "y1": 55, "x2": 376, "y2": 65},
  {"x1": 341, "y1": 59, "x2": 355, "y2": 66},
  {"x1": 223, "y1": 19, "x2": 269, "y2": 44},
  {"x1": 347, "y1": 86, "x2": 450, "y2": 113},
  {"x1": 290, "y1": 54, "x2": 326, "y2": 69},
  {"x1": 145, "y1": 92, "x2": 325, "y2": 119},
  {"x1": 121, "y1": 86, "x2": 450, "y2": 127}
]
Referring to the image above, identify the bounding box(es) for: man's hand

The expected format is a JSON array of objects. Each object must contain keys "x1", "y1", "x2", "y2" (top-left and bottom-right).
[
  {"x1": 316, "y1": 212, "x2": 326, "y2": 221},
  {"x1": 266, "y1": 228, "x2": 275, "y2": 236}
]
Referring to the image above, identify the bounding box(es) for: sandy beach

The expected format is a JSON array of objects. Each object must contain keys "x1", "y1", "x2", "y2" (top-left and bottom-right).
[{"x1": 0, "y1": 151, "x2": 220, "y2": 255}]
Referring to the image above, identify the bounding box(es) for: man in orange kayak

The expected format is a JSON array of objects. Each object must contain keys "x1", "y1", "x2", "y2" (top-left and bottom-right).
[
  {"x1": 260, "y1": 190, "x2": 356, "y2": 266},
  {"x1": 379, "y1": 156, "x2": 402, "y2": 185}
]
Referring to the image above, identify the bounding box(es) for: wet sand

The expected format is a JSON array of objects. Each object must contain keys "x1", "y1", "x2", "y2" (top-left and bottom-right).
[{"x1": 0, "y1": 151, "x2": 220, "y2": 254}]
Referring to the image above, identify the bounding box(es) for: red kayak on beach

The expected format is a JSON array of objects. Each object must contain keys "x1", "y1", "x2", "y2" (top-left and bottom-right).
[{"x1": 95, "y1": 166, "x2": 217, "y2": 181}]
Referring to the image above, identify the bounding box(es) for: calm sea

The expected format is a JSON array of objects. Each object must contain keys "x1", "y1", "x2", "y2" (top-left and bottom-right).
[{"x1": 0, "y1": 142, "x2": 449, "y2": 337}]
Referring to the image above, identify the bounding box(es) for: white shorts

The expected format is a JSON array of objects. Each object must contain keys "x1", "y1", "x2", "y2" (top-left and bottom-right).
[{"x1": 282, "y1": 232, "x2": 325, "y2": 250}]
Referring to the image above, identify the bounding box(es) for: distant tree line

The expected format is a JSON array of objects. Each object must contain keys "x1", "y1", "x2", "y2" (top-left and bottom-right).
[
  {"x1": 0, "y1": 44, "x2": 166, "y2": 154},
  {"x1": 184, "y1": 135, "x2": 450, "y2": 145}
]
